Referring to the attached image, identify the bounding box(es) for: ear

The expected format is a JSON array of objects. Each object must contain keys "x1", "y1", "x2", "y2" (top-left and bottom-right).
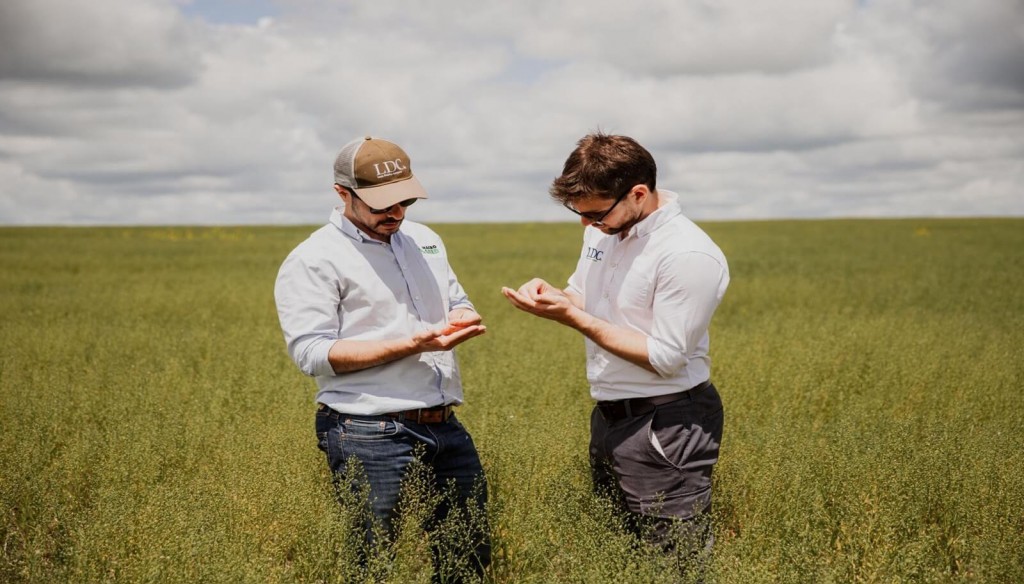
[
  {"x1": 334, "y1": 184, "x2": 348, "y2": 201},
  {"x1": 632, "y1": 184, "x2": 651, "y2": 203}
]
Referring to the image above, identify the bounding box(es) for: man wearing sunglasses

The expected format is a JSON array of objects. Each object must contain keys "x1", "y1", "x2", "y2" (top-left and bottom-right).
[
  {"x1": 502, "y1": 132, "x2": 729, "y2": 578},
  {"x1": 274, "y1": 136, "x2": 490, "y2": 580}
]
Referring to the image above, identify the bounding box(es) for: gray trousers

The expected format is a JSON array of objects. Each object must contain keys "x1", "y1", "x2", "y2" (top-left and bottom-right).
[{"x1": 590, "y1": 382, "x2": 724, "y2": 562}]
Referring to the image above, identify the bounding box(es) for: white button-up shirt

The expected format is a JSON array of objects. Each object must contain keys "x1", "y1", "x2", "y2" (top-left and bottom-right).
[
  {"x1": 567, "y1": 191, "x2": 730, "y2": 402},
  {"x1": 274, "y1": 208, "x2": 475, "y2": 414}
]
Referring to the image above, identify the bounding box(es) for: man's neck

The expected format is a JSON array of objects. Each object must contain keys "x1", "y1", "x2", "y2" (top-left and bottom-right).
[{"x1": 618, "y1": 189, "x2": 662, "y2": 240}]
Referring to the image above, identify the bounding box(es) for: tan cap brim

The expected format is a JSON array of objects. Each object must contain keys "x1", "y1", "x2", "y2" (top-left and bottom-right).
[{"x1": 351, "y1": 175, "x2": 428, "y2": 209}]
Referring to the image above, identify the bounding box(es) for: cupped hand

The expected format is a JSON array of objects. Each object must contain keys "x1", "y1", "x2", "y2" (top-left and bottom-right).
[
  {"x1": 414, "y1": 322, "x2": 487, "y2": 351},
  {"x1": 446, "y1": 308, "x2": 483, "y2": 332},
  {"x1": 501, "y1": 279, "x2": 577, "y2": 323}
]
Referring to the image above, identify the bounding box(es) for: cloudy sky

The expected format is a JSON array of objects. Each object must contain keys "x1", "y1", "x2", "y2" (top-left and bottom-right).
[{"x1": 1, "y1": 0, "x2": 1022, "y2": 225}]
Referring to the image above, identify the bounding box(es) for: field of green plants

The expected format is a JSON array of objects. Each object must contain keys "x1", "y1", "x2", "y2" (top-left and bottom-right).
[{"x1": 2, "y1": 218, "x2": 1022, "y2": 583}]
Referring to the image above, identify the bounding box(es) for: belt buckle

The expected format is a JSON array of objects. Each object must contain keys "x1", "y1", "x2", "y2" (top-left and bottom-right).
[
  {"x1": 407, "y1": 405, "x2": 451, "y2": 424},
  {"x1": 598, "y1": 401, "x2": 627, "y2": 422},
  {"x1": 426, "y1": 406, "x2": 451, "y2": 424}
]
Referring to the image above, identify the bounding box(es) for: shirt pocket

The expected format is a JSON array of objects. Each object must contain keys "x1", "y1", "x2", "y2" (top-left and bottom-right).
[{"x1": 616, "y1": 272, "x2": 653, "y2": 311}]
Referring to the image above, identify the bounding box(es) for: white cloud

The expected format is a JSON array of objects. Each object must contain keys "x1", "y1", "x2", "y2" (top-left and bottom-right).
[
  {"x1": 842, "y1": 0, "x2": 1024, "y2": 110},
  {"x1": 0, "y1": 0, "x2": 1021, "y2": 225},
  {"x1": 518, "y1": 0, "x2": 854, "y2": 75},
  {"x1": 0, "y1": 0, "x2": 201, "y2": 87}
]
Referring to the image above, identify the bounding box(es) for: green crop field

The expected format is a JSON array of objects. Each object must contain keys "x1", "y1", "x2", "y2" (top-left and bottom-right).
[{"x1": 1, "y1": 219, "x2": 1022, "y2": 583}]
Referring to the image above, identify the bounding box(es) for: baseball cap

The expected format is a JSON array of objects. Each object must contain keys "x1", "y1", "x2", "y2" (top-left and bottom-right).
[{"x1": 333, "y1": 136, "x2": 429, "y2": 209}]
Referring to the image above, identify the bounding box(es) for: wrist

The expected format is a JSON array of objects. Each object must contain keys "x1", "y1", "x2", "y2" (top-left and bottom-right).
[
  {"x1": 404, "y1": 334, "x2": 425, "y2": 356},
  {"x1": 564, "y1": 305, "x2": 590, "y2": 330}
]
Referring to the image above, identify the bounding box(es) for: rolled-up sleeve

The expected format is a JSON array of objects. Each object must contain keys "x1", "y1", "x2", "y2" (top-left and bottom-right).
[
  {"x1": 647, "y1": 251, "x2": 729, "y2": 377},
  {"x1": 446, "y1": 262, "x2": 474, "y2": 313},
  {"x1": 274, "y1": 252, "x2": 341, "y2": 377}
]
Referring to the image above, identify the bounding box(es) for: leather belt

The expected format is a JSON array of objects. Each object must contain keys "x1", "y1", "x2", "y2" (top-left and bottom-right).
[
  {"x1": 597, "y1": 380, "x2": 712, "y2": 423},
  {"x1": 384, "y1": 405, "x2": 454, "y2": 424},
  {"x1": 316, "y1": 403, "x2": 454, "y2": 424}
]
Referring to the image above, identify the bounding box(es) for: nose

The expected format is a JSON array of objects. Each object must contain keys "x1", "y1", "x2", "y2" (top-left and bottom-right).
[{"x1": 580, "y1": 216, "x2": 593, "y2": 227}]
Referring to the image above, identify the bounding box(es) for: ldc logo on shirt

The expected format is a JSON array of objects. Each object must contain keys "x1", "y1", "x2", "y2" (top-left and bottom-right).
[
  {"x1": 585, "y1": 247, "x2": 604, "y2": 261},
  {"x1": 420, "y1": 245, "x2": 440, "y2": 255}
]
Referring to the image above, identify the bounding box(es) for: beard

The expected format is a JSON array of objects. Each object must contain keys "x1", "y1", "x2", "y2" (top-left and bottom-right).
[
  {"x1": 597, "y1": 208, "x2": 643, "y2": 236},
  {"x1": 368, "y1": 217, "x2": 402, "y2": 236},
  {"x1": 345, "y1": 205, "x2": 404, "y2": 242}
]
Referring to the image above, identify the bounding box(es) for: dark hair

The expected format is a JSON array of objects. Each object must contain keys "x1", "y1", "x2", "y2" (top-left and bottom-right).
[{"x1": 549, "y1": 132, "x2": 657, "y2": 205}]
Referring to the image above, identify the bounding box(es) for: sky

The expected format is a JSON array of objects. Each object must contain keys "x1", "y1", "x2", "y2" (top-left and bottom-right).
[{"x1": 1, "y1": 0, "x2": 1022, "y2": 226}]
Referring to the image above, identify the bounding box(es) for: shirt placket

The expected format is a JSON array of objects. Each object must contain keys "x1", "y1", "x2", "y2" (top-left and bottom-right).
[
  {"x1": 596, "y1": 238, "x2": 625, "y2": 320},
  {"x1": 391, "y1": 236, "x2": 449, "y2": 400},
  {"x1": 585, "y1": 238, "x2": 621, "y2": 364}
]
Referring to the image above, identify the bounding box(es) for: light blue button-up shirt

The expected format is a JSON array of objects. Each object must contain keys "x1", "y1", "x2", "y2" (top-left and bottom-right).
[{"x1": 274, "y1": 208, "x2": 475, "y2": 414}]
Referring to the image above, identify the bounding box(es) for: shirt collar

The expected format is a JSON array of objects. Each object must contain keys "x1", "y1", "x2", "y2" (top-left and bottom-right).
[{"x1": 627, "y1": 190, "x2": 682, "y2": 240}]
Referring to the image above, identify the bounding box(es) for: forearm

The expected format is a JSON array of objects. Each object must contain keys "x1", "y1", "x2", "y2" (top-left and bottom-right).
[
  {"x1": 501, "y1": 281, "x2": 654, "y2": 371},
  {"x1": 327, "y1": 337, "x2": 418, "y2": 374},
  {"x1": 565, "y1": 308, "x2": 657, "y2": 374},
  {"x1": 327, "y1": 312, "x2": 486, "y2": 374}
]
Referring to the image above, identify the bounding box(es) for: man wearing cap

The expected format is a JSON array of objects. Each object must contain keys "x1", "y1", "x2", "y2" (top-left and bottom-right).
[
  {"x1": 274, "y1": 136, "x2": 490, "y2": 578},
  {"x1": 502, "y1": 133, "x2": 729, "y2": 576}
]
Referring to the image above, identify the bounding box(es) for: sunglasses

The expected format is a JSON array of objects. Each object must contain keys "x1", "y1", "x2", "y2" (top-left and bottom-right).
[
  {"x1": 350, "y1": 190, "x2": 418, "y2": 214},
  {"x1": 563, "y1": 186, "x2": 633, "y2": 225}
]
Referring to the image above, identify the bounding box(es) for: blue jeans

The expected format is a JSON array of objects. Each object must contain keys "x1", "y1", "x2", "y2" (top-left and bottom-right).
[{"x1": 315, "y1": 407, "x2": 491, "y2": 577}]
